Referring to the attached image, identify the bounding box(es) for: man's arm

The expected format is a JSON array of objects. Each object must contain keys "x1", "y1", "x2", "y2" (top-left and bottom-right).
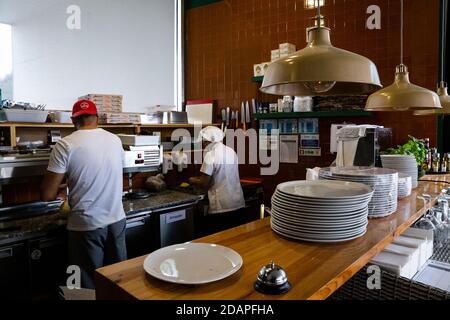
[
  {"x1": 189, "y1": 173, "x2": 212, "y2": 190},
  {"x1": 41, "y1": 171, "x2": 66, "y2": 201}
]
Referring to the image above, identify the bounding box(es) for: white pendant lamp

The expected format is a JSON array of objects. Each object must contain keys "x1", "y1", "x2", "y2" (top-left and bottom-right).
[
  {"x1": 365, "y1": 0, "x2": 442, "y2": 112},
  {"x1": 414, "y1": 1, "x2": 450, "y2": 115},
  {"x1": 414, "y1": 82, "x2": 450, "y2": 115},
  {"x1": 260, "y1": 1, "x2": 382, "y2": 96}
]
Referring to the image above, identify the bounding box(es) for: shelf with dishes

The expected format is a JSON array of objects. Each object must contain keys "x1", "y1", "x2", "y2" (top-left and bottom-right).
[
  {"x1": 253, "y1": 110, "x2": 372, "y2": 120},
  {"x1": 0, "y1": 122, "x2": 220, "y2": 128},
  {"x1": 0, "y1": 122, "x2": 221, "y2": 147}
]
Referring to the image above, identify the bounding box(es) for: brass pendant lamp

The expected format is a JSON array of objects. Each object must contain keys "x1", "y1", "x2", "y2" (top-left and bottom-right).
[
  {"x1": 365, "y1": 0, "x2": 442, "y2": 112},
  {"x1": 260, "y1": 0, "x2": 382, "y2": 96},
  {"x1": 414, "y1": 0, "x2": 450, "y2": 116}
]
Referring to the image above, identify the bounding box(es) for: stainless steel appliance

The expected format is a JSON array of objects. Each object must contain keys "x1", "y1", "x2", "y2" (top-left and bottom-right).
[
  {"x1": 124, "y1": 199, "x2": 199, "y2": 259},
  {"x1": 120, "y1": 135, "x2": 163, "y2": 173},
  {"x1": 0, "y1": 148, "x2": 51, "y2": 181},
  {"x1": 155, "y1": 202, "x2": 196, "y2": 248},
  {"x1": 120, "y1": 134, "x2": 164, "y2": 199},
  {"x1": 336, "y1": 127, "x2": 392, "y2": 167},
  {"x1": 125, "y1": 210, "x2": 158, "y2": 258},
  {"x1": 0, "y1": 200, "x2": 67, "y2": 300},
  {"x1": 139, "y1": 111, "x2": 188, "y2": 125}
]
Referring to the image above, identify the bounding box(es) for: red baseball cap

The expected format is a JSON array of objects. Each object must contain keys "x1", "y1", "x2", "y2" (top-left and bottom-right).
[{"x1": 72, "y1": 100, "x2": 98, "y2": 118}]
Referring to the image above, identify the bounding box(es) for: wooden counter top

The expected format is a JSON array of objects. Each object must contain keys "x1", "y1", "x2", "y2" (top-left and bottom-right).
[{"x1": 95, "y1": 176, "x2": 449, "y2": 300}]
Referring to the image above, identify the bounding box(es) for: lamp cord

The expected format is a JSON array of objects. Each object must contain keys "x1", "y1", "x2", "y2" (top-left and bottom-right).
[
  {"x1": 316, "y1": 0, "x2": 321, "y2": 27},
  {"x1": 401, "y1": 0, "x2": 404, "y2": 65},
  {"x1": 441, "y1": 0, "x2": 447, "y2": 83}
]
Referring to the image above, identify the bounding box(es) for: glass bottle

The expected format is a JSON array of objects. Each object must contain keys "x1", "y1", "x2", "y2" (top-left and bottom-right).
[
  {"x1": 282, "y1": 96, "x2": 293, "y2": 112},
  {"x1": 446, "y1": 153, "x2": 450, "y2": 172},
  {"x1": 441, "y1": 155, "x2": 447, "y2": 173},
  {"x1": 423, "y1": 138, "x2": 430, "y2": 171},
  {"x1": 432, "y1": 152, "x2": 441, "y2": 173}
]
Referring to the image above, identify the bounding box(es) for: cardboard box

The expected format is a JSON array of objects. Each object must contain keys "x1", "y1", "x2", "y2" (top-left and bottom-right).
[
  {"x1": 253, "y1": 64, "x2": 264, "y2": 77},
  {"x1": 271, "y1": 49, "x2": 280, "y2": 61},
  {"x1": 79, "y1": 94, "x2": 123, "y2": 113},
  {"x1": 279, "y1": 43, "x2": 296, "y2": 54},
  {"x1": 186, "y1": 100, "x2": 215, "y2": 124},
  {"x1": 99, "y1": 112, "x2": 142, "y2": 124},
  {"x1": 261, "y1": 62, "x2": 271, "y2": 75},
  {"x1": 253, "y1": 62, "x2": 272, "y2": 77}
]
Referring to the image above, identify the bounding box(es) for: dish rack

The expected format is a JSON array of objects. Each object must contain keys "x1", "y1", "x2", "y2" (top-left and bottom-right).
[
  {"x1": 330, "y1": 226, "x2": 450, "y2": 300},
  {"x1": 329, "y1": 265, "x2": 450, "y2": 300},
  {"x1": 329, "y1": 239, "x2": 450, "y2": 301}
]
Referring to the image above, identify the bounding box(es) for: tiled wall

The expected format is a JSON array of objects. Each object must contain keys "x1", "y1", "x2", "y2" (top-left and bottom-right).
[
  {"x1": 185, "y1": 0, "x2": 439, "y2": 147},
  {"x1": 186, "y1": 0, "x2": 440, "y2": 204}
]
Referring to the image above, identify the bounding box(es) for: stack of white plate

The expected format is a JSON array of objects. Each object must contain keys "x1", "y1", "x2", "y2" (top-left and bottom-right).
[
  {"x1": 380, "y1": 155, "x2": 418, "y2": 189},
  {"x1": 271, "y1": 180, "x2": 374, "y2": 243},
  {"x1": 398, "y1": 173, "x2": 412, "y2": 199},
  {"x1": 319, "y1": 167, "x2": 399, "y2": 218}
]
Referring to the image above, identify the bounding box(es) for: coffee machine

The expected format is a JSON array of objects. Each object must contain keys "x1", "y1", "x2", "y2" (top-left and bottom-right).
[{"x1": 335, "y1": 125, "x2": 392, "y2": 167}]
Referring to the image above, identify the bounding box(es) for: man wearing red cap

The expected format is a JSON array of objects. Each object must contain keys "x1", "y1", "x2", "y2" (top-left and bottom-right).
[{"x1": 41, "y1": 100, "x2": 127, "y2": 289}]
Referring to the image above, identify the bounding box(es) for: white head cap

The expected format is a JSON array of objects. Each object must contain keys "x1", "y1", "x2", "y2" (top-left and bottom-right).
[{"x1": 199, "y1": 126, "x2": 224, "y2": 143}]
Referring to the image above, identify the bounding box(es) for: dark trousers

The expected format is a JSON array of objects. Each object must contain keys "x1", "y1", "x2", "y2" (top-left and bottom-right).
[{"x1": 68, "y1": 219, "x2": 127, "y2": 289}]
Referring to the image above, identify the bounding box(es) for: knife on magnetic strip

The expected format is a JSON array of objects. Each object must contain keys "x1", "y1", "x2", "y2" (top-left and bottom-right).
[{"x1": 241, "y1": 102, "x2": 246, "y2": 131}]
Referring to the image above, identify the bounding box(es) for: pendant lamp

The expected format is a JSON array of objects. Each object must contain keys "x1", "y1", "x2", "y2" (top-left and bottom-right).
[
  {"x1": 365, "y1": 0, "x2": 442, "y2": 111},
  {"x1": 414, "y1": 1, "x2": 450, "y2": 115},
  {"x1": 260, "y1": 0, "x2": 382, "y2": 96}
]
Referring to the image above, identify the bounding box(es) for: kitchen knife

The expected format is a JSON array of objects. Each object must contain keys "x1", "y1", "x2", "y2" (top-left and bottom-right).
[
  {"x1": 241, "y1": 102, "x2": 246, "y2": 131},
  {"x1": 246, "y1": 101, "x2": 251, "y2": 129},
  {"x1": 226, "y1": 107, "x2": 230, "y2": 128},
  {"x1": 231, "y1": 111, "x2": 236, "y2": 129},
  {"x1": 221, "y1": 109, "x2": 226, "y2": 131},
  {"x1": 252, "y1": 99, "x2": 257, "y2": 115}
]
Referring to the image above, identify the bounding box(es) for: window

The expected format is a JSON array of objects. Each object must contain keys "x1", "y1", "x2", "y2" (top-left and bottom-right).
[
  {"x1": 0, "y1": 23, "x2": 12, "y2": 100},
  {"x1": 0, "y1": 1, "x2": 181, "y2": 112}
]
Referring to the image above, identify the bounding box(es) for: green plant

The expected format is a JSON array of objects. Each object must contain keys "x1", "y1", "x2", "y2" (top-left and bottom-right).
[{"x1": 383, "y1": 135, "x2": 427, "y2": 166}]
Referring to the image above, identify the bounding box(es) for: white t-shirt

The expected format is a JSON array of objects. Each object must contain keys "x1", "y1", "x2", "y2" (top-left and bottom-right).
[
  {"x1": 200, "y1": 142, "x2": 245, "y2": 214},
  {"x1": 47, "y1": 128, "x2": 125, "y2": 231}
]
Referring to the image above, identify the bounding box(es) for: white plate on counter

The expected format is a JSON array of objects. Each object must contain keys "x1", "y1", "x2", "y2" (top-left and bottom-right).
[
  {"x1": 274, "y1": 193, "x2": 374, "y2": 205},
  {"x1": 271, "y1": 215, "x2": 368, "y2": 232},
  {"x1": 143, "y1": 243, "x2": 243, "y2": 285},
  {"x1": 276, "y1": 180, "x2": 374, "y2": 200},
  {"x1": 271, "y1": 221, "x2": 368, "y2": 243},
  {"x1": 271, "y1": 207, "x2": 369, "y2": 221},
  {"x1": 271, "y1": 198, "x2": 368, "y2": 213},
  {"x1": 271, "y1": 204, "x2": 369, "y2": 219}
]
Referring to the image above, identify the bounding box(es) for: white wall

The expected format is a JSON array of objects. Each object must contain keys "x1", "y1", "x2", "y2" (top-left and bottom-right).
[{"x1": 0, "y1": 0, "x2": 175, "y2": 112}]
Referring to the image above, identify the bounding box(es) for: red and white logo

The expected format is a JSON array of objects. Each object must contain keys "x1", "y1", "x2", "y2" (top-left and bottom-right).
[{"x1": 80, "y1": 102, "x2": 89, "y2": 109}]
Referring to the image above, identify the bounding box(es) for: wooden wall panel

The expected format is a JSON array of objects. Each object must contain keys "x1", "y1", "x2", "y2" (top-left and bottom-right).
[
  {"x1": 186, "y1": 0, "x2": 440, "y2": 205},
  {"x1": 185, "y1": 0, "x2": 439, "y2": 147}
]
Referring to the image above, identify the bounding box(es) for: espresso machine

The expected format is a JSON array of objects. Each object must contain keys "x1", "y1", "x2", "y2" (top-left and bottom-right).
[{"x1": 335, "y1": 125, "x2": 392, "y2": 167}]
